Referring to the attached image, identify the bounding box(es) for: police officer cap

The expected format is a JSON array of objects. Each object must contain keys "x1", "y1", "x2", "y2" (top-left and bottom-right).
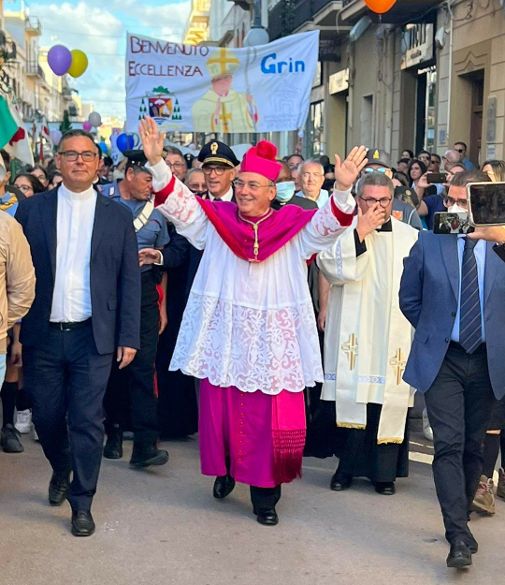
[
  {"x1": 198, "y1": 140, "x2": 239, "y2": 168},
  {"x1": 124, "y1": 150, "x2": 151, "y2": 173},
  {"x1": 365, "y1": 148, "x2": 391, "y2": 169}
]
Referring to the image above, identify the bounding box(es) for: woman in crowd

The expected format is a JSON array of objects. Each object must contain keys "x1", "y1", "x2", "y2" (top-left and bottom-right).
[{"x1": 13, "y1": 173, "x2": 45, "y2": 198}]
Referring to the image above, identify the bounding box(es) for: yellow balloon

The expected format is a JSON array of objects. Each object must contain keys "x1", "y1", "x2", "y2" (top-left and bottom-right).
[{"x1": 68, "y1": 49, "x2": 88, "y2": 78}]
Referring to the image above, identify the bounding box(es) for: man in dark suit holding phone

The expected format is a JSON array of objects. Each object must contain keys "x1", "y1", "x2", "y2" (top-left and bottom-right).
[
  {"x1": 399, "y1": 170, "x2": 505, "y2": 568},
  {"x1": 16, "y1": 130, "x2": 141, "y2": 537}
]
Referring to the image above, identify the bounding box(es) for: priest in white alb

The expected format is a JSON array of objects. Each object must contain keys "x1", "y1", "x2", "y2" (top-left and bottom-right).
[
  {"x1": 315, "y1": 172, "x2": 418, "y2": 496},
  {"x1": 139, "y1": 116, "x2": 366, "y2": 525}
]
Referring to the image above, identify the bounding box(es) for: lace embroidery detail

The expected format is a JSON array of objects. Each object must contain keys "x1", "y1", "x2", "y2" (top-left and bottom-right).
[
  {"x1": 170, "y1": 293, "x2": 323, "y2": 394},
  {"x1": 311, "y1": 198, "x2": 345, "y2": 237}
]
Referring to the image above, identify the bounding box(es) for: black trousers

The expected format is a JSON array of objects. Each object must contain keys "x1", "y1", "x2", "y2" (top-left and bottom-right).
[
  {"x1": 425, "y1": 342, "x2": 496, "y2": 543},
  {"x1": 23, "y1": 322, "x2": 113, "y2": 511},
  {"x1": 104, "y1": 271, "x2": 159, "y2": 446},
  {"x1": 250, "y1": 485, "x2": 281, "y2": 511}
]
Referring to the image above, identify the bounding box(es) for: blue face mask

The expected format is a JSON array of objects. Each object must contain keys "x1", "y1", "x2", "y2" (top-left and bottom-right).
[{"x1": 275, "y1": 180, "x2": 296, "y2": 202}]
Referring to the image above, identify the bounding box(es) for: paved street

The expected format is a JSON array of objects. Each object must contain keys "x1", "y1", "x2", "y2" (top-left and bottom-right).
[{"x1": 1, "y1": 428, "x2": 505, "y2": 585}]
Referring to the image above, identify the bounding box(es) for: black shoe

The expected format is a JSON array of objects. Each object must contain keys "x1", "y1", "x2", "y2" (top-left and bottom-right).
[
  {"x1": 255, "y1": 507, "x2": 279, "y2": 526},
  {"x1": 374, "y1": 481, "x2": 396, "y2": 496},
  {"x1": 213, "y1": 475, "x2": 236, "y2": 499},
  {"x1": 446, "y1": 540, "x2": 472, "y2": 568},
  {"x1": 103, "y1": 428, "x2": 123, "y2": 459},
  {"x1": 48, "y1": 470, "x2": 70, "y2": 506},
  {"x1": 1, "y1": 424, "x2": 24, "y2": 453},
  {"x1": 465, "y1": 534, "x2": 478, "y2": 554},
  {"x1": 71, "y1": 510, "x2": 95, "y2": 537},
  {"x1": 129, "y1": 444, "x2": 169, "y2": 468},
  {"x1": 330, "y1": 471, "x2": 352, "y2": 491}
]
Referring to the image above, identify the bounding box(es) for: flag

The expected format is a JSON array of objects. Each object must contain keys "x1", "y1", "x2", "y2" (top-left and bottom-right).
[
  {"x1": 0, "y1": 95, "x2": 18, "y2": 148},
  {"x1": 3, "y1": 97, "x2": 34, "y2": 166}
]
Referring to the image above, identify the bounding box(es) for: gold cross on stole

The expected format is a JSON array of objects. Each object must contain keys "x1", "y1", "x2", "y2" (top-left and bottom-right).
[
  {"x1": 341, "y1": 334, "x2": 358, "y2": 370},
  {"x1": 219, "y1": 105, "x2": 232, "y2": 133},
  {"x1": 389, "y1": 348, "x2": 406, "y2": 385}
]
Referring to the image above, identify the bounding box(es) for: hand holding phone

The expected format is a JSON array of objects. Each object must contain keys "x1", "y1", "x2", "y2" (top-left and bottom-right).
[
  {"x1": 468, "y1": 182, "x2": 505, "y2": 226},
  {"x1": 427, "y1": 172, "x2": 448, "y2": 184}
]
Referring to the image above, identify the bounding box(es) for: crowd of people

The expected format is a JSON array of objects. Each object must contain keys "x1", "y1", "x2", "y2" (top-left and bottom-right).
[{"x1": 2, "y1": 120, "x2": 505, "y2": 570}]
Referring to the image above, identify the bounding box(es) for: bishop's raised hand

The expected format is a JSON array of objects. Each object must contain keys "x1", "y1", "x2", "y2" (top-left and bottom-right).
[
  {"x1": 334, "y1": 145, "x2": 368, "y2": 191},
  {"x1": 139, "y1": 116, "x2": 164, "y2": 166}
]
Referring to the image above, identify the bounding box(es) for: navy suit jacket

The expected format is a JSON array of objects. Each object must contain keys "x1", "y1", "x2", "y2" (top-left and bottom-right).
[
  {"x1": 15, "y1": 187, "x2": 141, "y2": 354},
  {"x1": 399, "y1": 231, "x2": 505, "y2": 399}
]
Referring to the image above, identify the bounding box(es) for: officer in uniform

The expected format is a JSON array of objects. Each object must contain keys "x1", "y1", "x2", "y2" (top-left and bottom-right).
[
  {"x1": 101, "y1": 151, "x2": 170, "y2": 468},
  {"x1": 197, "y1": 140, "x2": 239, "y2": 202}
]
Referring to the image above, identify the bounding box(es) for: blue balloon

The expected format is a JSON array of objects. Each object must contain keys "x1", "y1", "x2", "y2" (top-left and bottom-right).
[
  {"x1": 99, "y1": 141, "x2": 108, "y2": 154},
  {"x1": 116, "y1": 133, "x2": 134, "y2": 154}
]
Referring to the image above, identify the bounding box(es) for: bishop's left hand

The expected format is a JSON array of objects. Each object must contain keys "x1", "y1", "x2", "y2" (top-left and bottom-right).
[
  {"x1": 334, "y1": 146, "x2": 368, "y2": 191},
  {"x1": 139, "y1": 117, "x2": 164, "y2": 166}
]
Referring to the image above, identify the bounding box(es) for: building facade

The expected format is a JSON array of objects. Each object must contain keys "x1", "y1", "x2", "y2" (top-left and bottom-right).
[
  {"x1": 1, "y1": 4, "x2": 75, "y2": 127},
  {"x1": 266, "y1": 0, "x2": 505, "y2": 164}
]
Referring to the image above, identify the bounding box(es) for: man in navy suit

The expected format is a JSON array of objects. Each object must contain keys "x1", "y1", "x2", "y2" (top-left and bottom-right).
[
  {"x1": 16, "y1": 130, "x2": 141, "y2": 537},
  {"x1": 399, "y1": 170, "x2": 505, "y2": 568}
]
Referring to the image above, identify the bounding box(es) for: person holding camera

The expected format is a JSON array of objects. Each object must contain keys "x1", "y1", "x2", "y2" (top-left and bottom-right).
[{"x1": 399, "y1": 169, "x2": 505, "y2": 568}]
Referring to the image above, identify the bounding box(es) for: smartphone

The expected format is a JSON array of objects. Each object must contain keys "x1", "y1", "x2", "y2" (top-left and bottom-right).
[
  {"x1": 467, "y1": 182, "x2": 505, "y2": 226},
  {"x1": 433, "y1": 212, "x2": 474, "y2": 235},
  {"x1": 427, "y1": 172, "x2": 448, "y2": 184}
]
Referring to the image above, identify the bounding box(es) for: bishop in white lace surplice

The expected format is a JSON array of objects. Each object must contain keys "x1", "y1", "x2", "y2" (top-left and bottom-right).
[{"x1": 149, "y1": 160, "x2": 356, "y2": 395}]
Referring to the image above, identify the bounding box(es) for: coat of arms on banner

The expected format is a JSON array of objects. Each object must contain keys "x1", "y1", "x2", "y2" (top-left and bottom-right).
[{"x1": 138, "y1": 86, "x2": 182, "y2": 130}]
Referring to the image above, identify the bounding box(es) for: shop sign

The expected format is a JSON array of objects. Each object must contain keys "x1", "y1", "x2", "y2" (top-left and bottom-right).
[
  {"x1": 401, "y1": 23, "x2": 434, "y2": 70},
  {"x1": 329, "y1": 68, "x2": 349, "y2": 94}
]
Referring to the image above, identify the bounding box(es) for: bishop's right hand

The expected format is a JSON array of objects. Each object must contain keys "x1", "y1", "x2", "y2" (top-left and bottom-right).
[{"x1": 139, "y1": 117, "x2": 164, "y2": 166}]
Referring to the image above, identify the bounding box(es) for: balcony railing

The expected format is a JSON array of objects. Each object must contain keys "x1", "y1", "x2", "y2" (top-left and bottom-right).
[
  {"x1": 340, "y1": 0, "x2": 442, "y2": 24},
  {"x1": 268, "y1": 0, "x2": 343, "y2": 40},
  {"x1": 25, "y1": 61, "x2": 45, "y2": 79},
  {"x1": 25, "y1": 16, "x2": 42, "y2": 35}
]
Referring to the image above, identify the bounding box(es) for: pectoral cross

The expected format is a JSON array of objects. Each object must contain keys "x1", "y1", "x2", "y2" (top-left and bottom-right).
[
  {"x1": 341, "y1": 334, "x2": 358, "y2": 370},
  {"x1": 389, "y1": 348, "x2": 407, "y2": 385}
]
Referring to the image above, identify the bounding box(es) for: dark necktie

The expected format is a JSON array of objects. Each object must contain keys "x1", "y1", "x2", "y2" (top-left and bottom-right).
[{"x1": 459, "y1": 238, "x2": 482, "y2": 354}]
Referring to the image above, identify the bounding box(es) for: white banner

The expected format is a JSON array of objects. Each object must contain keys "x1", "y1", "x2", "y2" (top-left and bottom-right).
[{"x1": 125, "y1": 30, "x2": 320, "y2": 134}]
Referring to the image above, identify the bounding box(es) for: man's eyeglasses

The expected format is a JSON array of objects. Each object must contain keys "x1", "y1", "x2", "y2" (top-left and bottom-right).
[
  {"x1": 167, "y1": 161, "x2": 186, "y2": 169},
  {"x1": 233, "y1": 179, "x2": 273, "y2": 192},
  {"x1": 455, "y1": 148, "x2": 464, "y2": 153},
  {"x1": 59, "y1": 150, "x2": 98, "y2": 162},
  {"x1": 444, "y1": 196, "x2": 468, "y2": 208},
  {"x1": 359, "y1": 196, "x2": 392, "y2": 208},
  {"x1": 363, "y1": 167, "x2": 388, "y2": 174},
  {"x1": 301, "y1": 171, "x2": 324, "y2": 178},
  {"x1": 202, "y1": 165, "x2": 229, "y2": 176}
]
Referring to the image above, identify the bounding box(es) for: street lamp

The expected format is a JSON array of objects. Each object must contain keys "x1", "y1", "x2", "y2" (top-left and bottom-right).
[{"x1": 243, "y1": 0, "x2": 269, "y2": 47}]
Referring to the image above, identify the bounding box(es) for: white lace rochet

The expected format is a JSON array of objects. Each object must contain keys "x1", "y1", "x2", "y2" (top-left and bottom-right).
[{"x1": 170, "y1": 293, "x2": 324, "y2": 394}]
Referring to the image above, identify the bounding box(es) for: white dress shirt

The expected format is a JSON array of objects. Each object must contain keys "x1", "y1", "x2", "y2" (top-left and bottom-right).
[
  {"x1": 209, "y1": 186, "x2": 234, "y2": 202},
  {"x1": 50, "y1": 184, "x2": 97, "y2": 322}
]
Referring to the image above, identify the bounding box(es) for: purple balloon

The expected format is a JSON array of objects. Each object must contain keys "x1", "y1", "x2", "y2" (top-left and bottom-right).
[
  {"x1": 47, "y1": 45, "x2": 72, "y2": 76},
  {"x1": 82, "y1": 121, "x2": 93, "y2": 132}
]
